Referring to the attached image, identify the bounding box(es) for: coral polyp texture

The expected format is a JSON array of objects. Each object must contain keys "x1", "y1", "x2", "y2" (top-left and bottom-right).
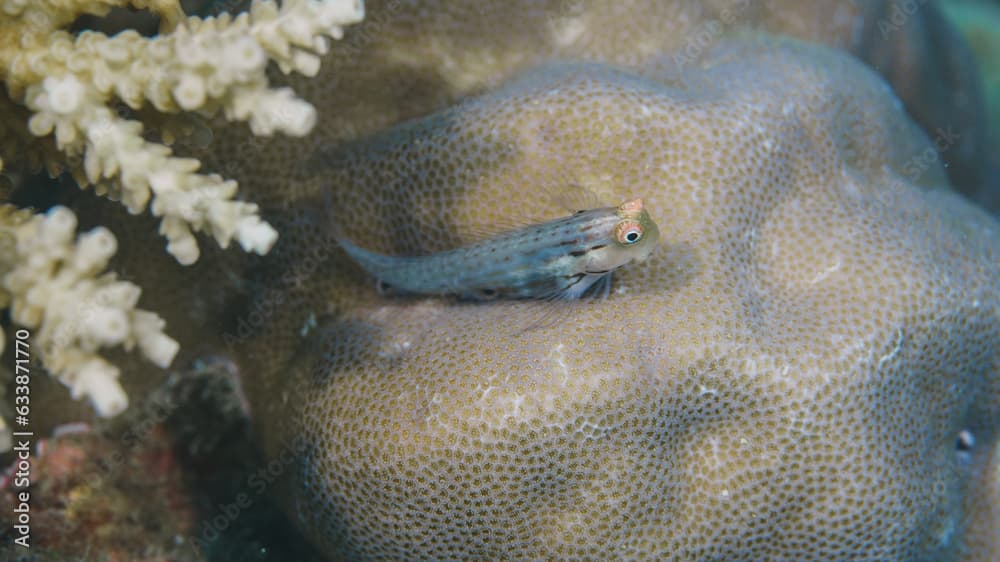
[
  {"x1": 247, "y1": 37, "x2": 1000, "y2": 560},
  {"x1": 251, "y1": 0, "x2": 987, "y2": 207}
]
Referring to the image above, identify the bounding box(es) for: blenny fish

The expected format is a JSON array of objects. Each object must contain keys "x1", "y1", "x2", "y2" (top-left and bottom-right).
[{"x1": 336, "y1": 198, "x2": 660, "y2": 301}]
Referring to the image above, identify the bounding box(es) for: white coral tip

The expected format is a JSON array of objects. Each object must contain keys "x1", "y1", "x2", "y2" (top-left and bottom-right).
[
  {"x1": 320, "y1": 0, "x2": 365, "y2": 27},
  {"x1": 76, "y1": 227, "x2": 118, "y2": 268},
  {"x1": 42, "y1": 206, "x2": 78, "y2": 244},
  {"x1": 89, "y1": 307, "x2": 130, "y2": 346},
  {"x1": 292, "y1": 50, "x2": 322, "y2": 77},
  {"x1": 84, "y1": 149, "x2": 102, "y2": 183},
  {"x1": 140, "y1": 331, "x2": 180, "y2": 368},
  {"x1": 281, "y1": 97, "x2": 317, "y2": 136},
  {"x1": 28, "y1": 112, "x2": 55, "y2": 136},
  {"x1": 45, "y1": 75, "x2": 85, "y2": 115},
  {"x1": 132, "y1": 310, "x2": 179, "y2": 367},
  {"x1": 167, "y1": 232, "x2": 200, "y2": 265},
  {"x1": 237, "y1": 217, "x2": 279, "y2": 255},
  {"x1": 231, "y1": 35, "x2": 267, "y2": 72},
  {"x1": 173, "y1": 73, "x2": 207, "y2": 111},
  {"x1": 73, "y1": 360, "x2": 128, "y2": 417}
]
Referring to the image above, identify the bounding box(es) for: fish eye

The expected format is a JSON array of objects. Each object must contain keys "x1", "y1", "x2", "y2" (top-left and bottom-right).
[{"x1": 615, "y1": 221, "x2": 644, "y2": 245}]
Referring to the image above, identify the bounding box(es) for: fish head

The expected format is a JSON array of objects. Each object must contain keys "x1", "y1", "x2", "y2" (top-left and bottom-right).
[
  {"x1": 577, "y1": 198, "x2": 660, "y2": 275},
  {"x1": 611, "y1": 198, "x2": 660, "y2": 262}
]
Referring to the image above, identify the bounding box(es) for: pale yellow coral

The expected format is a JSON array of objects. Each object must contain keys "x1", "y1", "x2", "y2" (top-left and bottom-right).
[
  {"x1": 0, "y1": 204, "x2": 179, "y2": 416},
  {"x1": 0, "y1": 0, "x2": 364, "y2": 263},
  {"x1": 0, "y1": 0, "x2": 363, "y2": 417}
]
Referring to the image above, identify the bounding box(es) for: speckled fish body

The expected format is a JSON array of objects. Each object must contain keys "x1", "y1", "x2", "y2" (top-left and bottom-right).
[{"x1": 337, "y1": 198, "x2": 659, "y2": 301}]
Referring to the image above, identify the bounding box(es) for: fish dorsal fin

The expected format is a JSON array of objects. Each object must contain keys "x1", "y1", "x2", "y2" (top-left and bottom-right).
[{"x1": 544, "y1": 179, "x2": 603, "y2": 216}]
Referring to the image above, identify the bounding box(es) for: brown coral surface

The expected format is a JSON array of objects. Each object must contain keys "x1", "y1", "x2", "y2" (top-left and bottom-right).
[
  {"x1": 219, "y1": 0, "x2": 989, "y2": 209},
  {"x1": 235, "y1": 36, "x2": 1000, "y2": 561}
]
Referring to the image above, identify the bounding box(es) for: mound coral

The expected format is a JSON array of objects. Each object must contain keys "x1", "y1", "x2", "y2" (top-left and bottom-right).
[
  {"x1": 238, "y1": 0, "x2": 987, "y2": 206},
  {"x1": 244, "y1": 36, "x2": 1000, "y2": 560}
]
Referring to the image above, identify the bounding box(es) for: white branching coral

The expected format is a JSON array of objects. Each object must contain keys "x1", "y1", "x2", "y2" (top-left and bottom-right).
[
  {"x1": 0, "y1": 205, "x2": 179, "y2": 416},
  {"x1": 0, "y1": 0, "x2": 364, "y2": 264},
  {"x1": 0, "y1": 0, "x2": 363, "y2": 416}
]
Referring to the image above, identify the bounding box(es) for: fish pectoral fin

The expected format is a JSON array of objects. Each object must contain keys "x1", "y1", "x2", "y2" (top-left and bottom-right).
[{"x1": 504, "y1": 273, "x2": 611, "y2": 334}]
